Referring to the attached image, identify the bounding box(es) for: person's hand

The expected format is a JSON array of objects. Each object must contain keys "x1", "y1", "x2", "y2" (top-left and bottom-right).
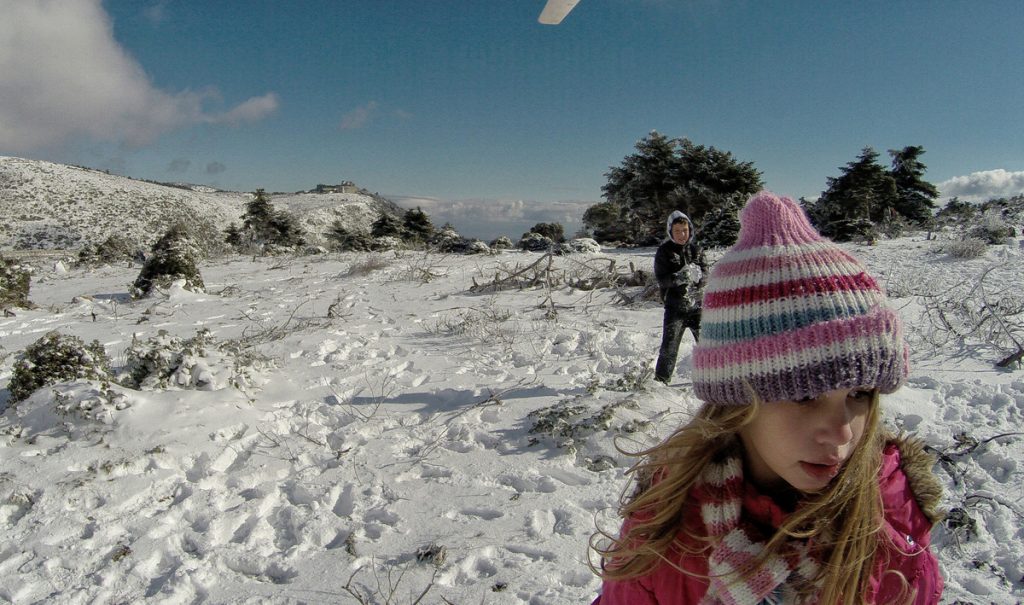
[
  {"x1": 671, "y1": 270, "x2": 687, "y2": 286},
  {"x1": 686, "y1": 264, "x2": 703, "y2": 283}
]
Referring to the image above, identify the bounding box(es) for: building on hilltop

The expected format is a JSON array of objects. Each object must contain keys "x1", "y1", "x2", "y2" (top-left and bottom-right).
[{"x1": 313, "y1": 181, "x2": 359, "y2": 194}]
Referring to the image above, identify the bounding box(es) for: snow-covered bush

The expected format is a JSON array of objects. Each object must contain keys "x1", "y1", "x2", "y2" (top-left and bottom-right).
[
  {"x1": 121, "y1": 329, "x2": 271, "y2": 391},
  {"x1": 490, "y1": 236, "x2": 514, "y2": 250},
  {"x1": 826, "y1": 217, "x2": 878, "y2": 244},
  {"x1": 430, "y1": 227, "x2": 462, "y2": 251},
  {"x1": 968, "y1": 210, "x2": 1015, "y2": 245},
  {"x1": 940, "y1": 237, "x2": 988, "y2": 259},
  {"x1": 371, "y1": 236, "x2": 404, "y2": 251},
  {"x1": 559, "y1": 238, "x2": 601, "y2": 254},
  {"x1": 0, "y1": 254, "x2": 32, "y2": 310},
  {"x1": 327, "y1": 221, "x2": 374, "y2": 252},
  {"x1": 465, "y1": 240, "x2": 490, "y2": 255},
  {"x1": 8, "y1": 332, "x2": 112, "y2": 404},
  {"x1": 132, "y1": 224, "x2": 205, "y2": 297},
  {"x1": 346, "y1": 253, "x2": 392, "y2": 276},
  {"x1": 77, "y1": 234, "x2": 141, "y2": 266},
  {"x1": 527, "y1": 395, "x2": 648, "y2": 454},
  {"x1": 518, "y1": 232, "x2": 553, "y2": 252}
]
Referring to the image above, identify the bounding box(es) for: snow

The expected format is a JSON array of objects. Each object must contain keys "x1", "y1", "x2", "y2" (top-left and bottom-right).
[
  {"x1": 0, "y1": 157, "x2": 401, "y2": 251},
  {"x1": 1, "y1": 234, "x2": 1023, "y2": 604}
]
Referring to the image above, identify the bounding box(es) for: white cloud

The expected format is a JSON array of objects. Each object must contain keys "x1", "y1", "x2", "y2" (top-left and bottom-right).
[
  {"x1": 210, "y1": 93, "x2": 280, "y2": 126},
  {"x1": 0, "y1": 0, "x2": 278, "y2": 152},
  {"x1": 390, "y1": 195, "x2": 593, "y2": 241},
  {"x1": 939, "y1": 169, "x2": 1024, "y2": 201},
  {"x1": 339, "y1": 102, "x2": 379, "y2": 130}
]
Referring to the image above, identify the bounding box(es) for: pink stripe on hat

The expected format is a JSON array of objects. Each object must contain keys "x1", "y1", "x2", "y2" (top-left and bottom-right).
[{"x1": 692, "y1": 191, "x2": 908, "y2": 405}]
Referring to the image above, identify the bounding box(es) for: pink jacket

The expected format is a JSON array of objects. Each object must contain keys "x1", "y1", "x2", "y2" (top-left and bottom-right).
[{"x1": 594, "y1": 442, "x2": 944, "y2": 604}]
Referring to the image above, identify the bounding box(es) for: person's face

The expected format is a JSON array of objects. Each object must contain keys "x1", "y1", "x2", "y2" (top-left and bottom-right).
[
  {"x1": 671, "y1": 221, "x2": 690, "y2": 245},
  {"x1": 739, "y1": 388, "x2": 872, "y2": 494}
]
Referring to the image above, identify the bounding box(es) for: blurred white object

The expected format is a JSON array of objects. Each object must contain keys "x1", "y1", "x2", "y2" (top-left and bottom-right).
[
  {"x1": 539, "y1": 0, "x2": 581, "y2": 24},
  {"x1": 686, "y1": 264, "x2": 703, "y2": 283}
]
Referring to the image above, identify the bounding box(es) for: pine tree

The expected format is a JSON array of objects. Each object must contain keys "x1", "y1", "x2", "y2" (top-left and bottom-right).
[
  {"x1": 582, "y1": 200, "x2": 629, "y2": 242},
  {"x1": 597, "y1": 132, "x2": 761, "y2": 245},
  {"x1": 224, "y1": 222, "x2": 243, "y2": 247},
  {"x1": 243, "y1": 189, "x2": 275, "y2": 241},
  {"x1": 698, "y1": 197, "x2": 744, "y2": 248},
  {"x1": 327, "y1": 220, "x2": 372, "y2": 251},
  {"x1": 814, "y1": 148, "x2": 897, "y2": 241},
  {"x1": 402, "y1": 207, "x2": 435, "y2": 242},
  {"x1": 673, "y1": 138, "x2": 762, "y2": 225},
  {"x1": 371, "y1": 213, "x2": 403, "y2": 238},
  {"x1": 888, "y1": 146, "x2": 938, "y2": 225},
  {"x1": 238, "y1": 189, "x2": 305, "y2": 249},
  {"x1": 601, "y1": 131, "x2": 680, "y2": 244},
  {"x1": 132, "y1": 224, "x2": 205, "y2": 297}
]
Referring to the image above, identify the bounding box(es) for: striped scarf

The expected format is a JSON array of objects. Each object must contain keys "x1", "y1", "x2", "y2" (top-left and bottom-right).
[{"x1": 695, "y1": 449, "x2": 822, "y2": 605}]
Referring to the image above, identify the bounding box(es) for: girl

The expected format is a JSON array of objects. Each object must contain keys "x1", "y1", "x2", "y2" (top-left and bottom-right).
[{"x1": 591, "y1": 192, "x2": 944, "y2": 604}]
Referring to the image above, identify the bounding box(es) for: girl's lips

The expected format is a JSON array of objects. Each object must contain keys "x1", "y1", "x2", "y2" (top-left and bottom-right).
[{"x1": 800, "y1": 461, "x2": 841, "y2": 480}]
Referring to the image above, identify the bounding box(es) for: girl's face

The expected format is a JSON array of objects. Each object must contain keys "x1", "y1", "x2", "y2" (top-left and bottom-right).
[{"x1": 738, "y1": 388, "x2": 872, "y2": 494}]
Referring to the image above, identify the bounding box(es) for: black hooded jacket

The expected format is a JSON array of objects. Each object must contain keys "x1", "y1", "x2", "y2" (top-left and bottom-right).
[{"x1": 653, "y1": 211, "x2": 708, "y2": 314}]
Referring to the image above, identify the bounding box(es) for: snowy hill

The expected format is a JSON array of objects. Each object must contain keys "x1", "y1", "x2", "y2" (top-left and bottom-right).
[
  {"x1": 0, "y1": 157, "x2": 402, "y2": 252},
  {"x1": 1, "y1": 233, "x2": 1023, "y2": 603},
  {"x1": 271, "y1": 191, "x2": 405, "y2": 248}
]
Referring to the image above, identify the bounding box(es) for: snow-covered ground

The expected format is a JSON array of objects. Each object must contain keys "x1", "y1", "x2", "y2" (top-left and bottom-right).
[{"x1": 1, "y1": 235, "x2": 1023, "y2": 604}]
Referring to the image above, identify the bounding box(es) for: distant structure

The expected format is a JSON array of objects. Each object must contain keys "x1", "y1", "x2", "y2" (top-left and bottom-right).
[{"x1": 313, "y1": 181, "x2": 360, "y2": 194}]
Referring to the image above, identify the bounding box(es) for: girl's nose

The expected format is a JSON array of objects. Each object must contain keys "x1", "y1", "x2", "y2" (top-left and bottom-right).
[{"x1": 815, "y1": 392, "x2": 855, "y2": 446}]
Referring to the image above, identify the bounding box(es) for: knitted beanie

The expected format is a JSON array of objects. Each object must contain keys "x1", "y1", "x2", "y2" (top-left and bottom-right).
[{"x1": 692, "y1": 191, "x2": 908, "y2": 405}]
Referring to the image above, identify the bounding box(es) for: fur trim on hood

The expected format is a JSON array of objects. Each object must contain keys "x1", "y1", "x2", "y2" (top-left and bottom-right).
[
  {"x1": 886, "y1": 432, "x2": 946, "y2": 525},
  {"x1": 665, "y1": 210, "x2": 694, "y2": 243}
]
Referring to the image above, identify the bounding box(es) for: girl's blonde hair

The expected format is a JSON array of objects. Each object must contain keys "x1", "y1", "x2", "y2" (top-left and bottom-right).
[{"x1": 591, "y1": 391, "x2": 893, "y2": 604}]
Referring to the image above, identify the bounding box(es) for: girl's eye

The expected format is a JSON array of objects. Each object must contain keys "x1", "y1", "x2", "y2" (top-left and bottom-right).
[{"x1": 848, "y1": 389, "x2": 873, "y2": 401}]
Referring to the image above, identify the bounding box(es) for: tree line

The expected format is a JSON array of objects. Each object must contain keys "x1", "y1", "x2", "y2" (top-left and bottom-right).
[{"x1": 583, "y1": 131, "x2": 942, "y2": 247}]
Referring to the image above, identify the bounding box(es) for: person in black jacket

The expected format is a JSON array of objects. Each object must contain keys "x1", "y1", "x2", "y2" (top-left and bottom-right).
[{"x1": 653, "y1": 211, "x2": 708, "y2": 384}]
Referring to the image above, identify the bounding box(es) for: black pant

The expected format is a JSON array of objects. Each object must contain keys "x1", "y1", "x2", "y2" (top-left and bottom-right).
[{"x1": 655, "y1": 308, "x2": 701, "y2": 382}]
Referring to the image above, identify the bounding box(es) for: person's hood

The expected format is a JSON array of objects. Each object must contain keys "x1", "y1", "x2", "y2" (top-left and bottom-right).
[{"x1": 665, "y1": 210, "x2": 694, "y2": 244}]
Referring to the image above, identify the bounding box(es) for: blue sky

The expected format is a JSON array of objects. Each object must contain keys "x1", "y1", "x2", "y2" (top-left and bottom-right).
[{"x1": 2, "y1": 0, "x2": 1023, "y2": 240}]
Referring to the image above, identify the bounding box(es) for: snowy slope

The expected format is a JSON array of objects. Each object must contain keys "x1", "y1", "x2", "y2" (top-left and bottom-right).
[
  {"x1": 0, "y1": 156, "x2": 247, "y2": 251},
  {"x1": 1, "y1": 234, "x2": 1022, "y2": 603},
  {"x1": 0, "y1": 157, "x2": 401, "y2": 252}
]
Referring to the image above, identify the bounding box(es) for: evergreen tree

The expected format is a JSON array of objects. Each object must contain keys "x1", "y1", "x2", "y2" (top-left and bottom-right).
[
  {"x1": 132, "y1": 224, "x2": 205, "y2": 297},
  {"x1": 236, "y1": 189, "x2": 305, "y2": 249},
  {"x1": 402, "y1": 207, "x2": 435, "y2": 242},
  {"x1": 888, "y1": 146, "x2": 938, "y2": 224},
  {"x1": 372, "y1": 213, "x2": 403, "y2": 238},
  {"x1": 528, "y1": 222, "x2": 565, "y2": 243},
  {"x1": 934, "y1": 197, "x2": 978, "y2": 226},
  {"x1": 327, "y1": 221, "x2": 372, "y2": 251},
  {"x1": 698, "y1": 197, "x2": 744, "y2": 248},
  {"x1": 672, "y1": 138, "x2": 762, "y2": 225},
  {"x1": 582, "y1": 200, "x2": 629, "y2": 242},
  {"x1": 602, "y1": 131, "x2": 679, "y2": 244},
  {"x1": 243, "y1": 189, "x2": 275, "y2": 241},
  {"x1": 268, "y1": 212, "x2": 305, "y2": 247},
  {"x1": 597, "y1": 132, "x2": 762, "y2": 245},
  {"x1": 224, "y1": 222, "x2": 243, "y2": 247},
  {"x1": 814, "y1": 148, "x2": 897, "y2": 240}
]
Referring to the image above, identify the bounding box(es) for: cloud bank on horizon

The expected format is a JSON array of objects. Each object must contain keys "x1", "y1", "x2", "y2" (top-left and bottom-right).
[
  {"x1": 939, "y1": 169, "x2": 1024, "y2": 202},
  {"x1": 391, "y1": 195, "x2": 591, "y2": 242},
  {"x1": 0, "y1": 0, "x2": 277, "y2": 151}
]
